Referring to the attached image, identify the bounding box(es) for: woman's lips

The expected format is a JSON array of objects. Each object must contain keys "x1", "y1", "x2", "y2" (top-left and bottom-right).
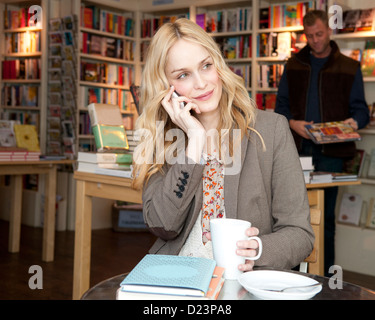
[{"x1": 194, "y1": 89, "x2": 214, "y2": 101}]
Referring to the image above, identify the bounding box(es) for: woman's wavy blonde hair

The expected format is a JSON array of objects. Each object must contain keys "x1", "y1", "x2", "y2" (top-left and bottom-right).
[{"x1": 132, "y1": 18, "x2": 263, "y2": 190}]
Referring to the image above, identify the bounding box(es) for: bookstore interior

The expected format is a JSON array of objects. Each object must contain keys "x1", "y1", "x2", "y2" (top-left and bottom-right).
[{"x1": 1, "y1": 0, "x2": 375, "y2": 300}]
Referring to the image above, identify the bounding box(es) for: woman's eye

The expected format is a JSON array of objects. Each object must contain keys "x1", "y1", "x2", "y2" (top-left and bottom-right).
[
  {"x1": 177, "y1": 73, "x2": 187, "y2": 79},
  {"x1": 203, "y1": 63, "x2": 212, "y2": 70}
]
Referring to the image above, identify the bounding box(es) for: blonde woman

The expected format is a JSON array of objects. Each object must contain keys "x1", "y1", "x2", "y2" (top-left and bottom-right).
[{"x1": 132, "y1": 18, "x2": 314, "y2": 272}]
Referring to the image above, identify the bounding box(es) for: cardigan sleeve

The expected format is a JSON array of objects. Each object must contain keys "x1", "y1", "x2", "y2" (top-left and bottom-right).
[
  {"x1": 142, "y1": 157, "x2": 205, "y2": 241},
  {"x1": 255, "y1": 115, "x2": 315, "y2": 269}
]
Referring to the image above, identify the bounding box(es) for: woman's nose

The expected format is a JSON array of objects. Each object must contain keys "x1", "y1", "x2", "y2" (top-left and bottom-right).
[{"x1": 194, "y1": 74, "x2": 207, "y2": 90}]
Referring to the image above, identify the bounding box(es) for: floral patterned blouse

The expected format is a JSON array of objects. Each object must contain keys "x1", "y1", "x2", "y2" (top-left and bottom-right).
[{"x1": 179, "y1": 152, "x2": 225, "y2": 258}]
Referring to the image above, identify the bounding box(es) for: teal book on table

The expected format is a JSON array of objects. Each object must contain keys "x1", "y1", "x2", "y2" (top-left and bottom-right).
[{"x1": 120, "y1": 254, "x2": 216, "y2": 297}]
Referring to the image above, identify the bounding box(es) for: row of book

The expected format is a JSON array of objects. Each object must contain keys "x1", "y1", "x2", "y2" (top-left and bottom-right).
[
  {"x1": 259, "y1": 1, "x2": 314, "y2": 29},
  {"x1": 3, "y1": 7, "x2": 37, "y2": 29},
  {"x1": 257, "y1": 32, "x2": 306, "y2": 59},
  {"x1": 229, "y1": 64, "x2": 251, "y2": 89},
  {"x1": 1, "y1": 84, "x2": 38, "y2": 107},
  {"x1": 79, "y1": 87, "x2": 134, "y2": 113},
  {"x1": 216, "y1": 35, "x2": 252, "y2": 59},
  {"x1": 81, "y1": 32, "x2": 133, "y2": 60},
  {"x1": 257, "y1": 64, "x2": 284, "y2": 89},
  {"x1": 80, "y1": 61, "x2": 134, "y2": 86},
  {"x1": 337, "y1": 8, "x2": 375, "y2": 34},
  {"x1": 80, "y1": 4, "x2": 135, "y2": 36},
  {"x1": 4, "y1": 31, "x2": 41, "y2": 54},
  {"x1": 141, "y1": 13, "x2": 189, "y2": 38},
  {"x1": 2, "y1": 59, "x2": 40, "y2": 80},
  {"x1": 268, "y1": 1, "x2": 314, "y2": 29},
  {"x1": 0, "y1": 110, "x2": 39, "y2": 131},
  {"x1": 195, "y1": 7, "x2": 252, "y2": 33}
]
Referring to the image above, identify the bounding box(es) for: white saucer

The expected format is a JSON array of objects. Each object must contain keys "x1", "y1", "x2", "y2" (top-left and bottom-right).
[{"x1": 238, "y1": 270, "x2": 322, "y2": 300}]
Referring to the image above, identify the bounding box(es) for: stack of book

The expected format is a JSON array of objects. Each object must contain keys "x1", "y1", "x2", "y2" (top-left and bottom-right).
[
  {"x1": 77, "y1": 103, "x2": 134, "y2": 178},
  {"x1": 77, "y1": 151, "x2": 132, "y2": 178},
  {"x1": 117, "y1": 254, "x2": 225, "y2": 300},
  {"x1": 310, "y1": 172, "x2": 358, "y2": 184},
  {"x1": 0, "y1": 147, "x2": 40, "y2": 161}
]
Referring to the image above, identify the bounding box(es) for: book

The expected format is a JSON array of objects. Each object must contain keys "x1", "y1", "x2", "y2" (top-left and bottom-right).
[
  {"x1": 77, "y1": 165, "x2": 132, "y2": 178},
  {"x1": 119, "y1": 254, "x2": 217, "y2": 297},
  {"x1": 304, "y1": 121, "x2": 361, "y2": 144},
  {"x1": 361, "y1": 49, "x2": 375, "y2": 77},
  {"x1": 338, "y1": 193, "x2": 363, "y2": 226},
  {"x1": 77, "y1": 161, "x2": 131, "y2": 172},
  {"x1": 0, "y1": 120, "x2": 18, "y2": 147},
  {"x1": 355, "y1": 8, "x2": 375, "y2": 32},
  {"x1": 341, "y1": 48, "x2": 362, "y2": 62},
  {"x1": 13, "y1": 124, "x2": 40, "y2": 152},
  {"x1": 117, "y1": 266, "x2": 224, "y2": 300},
  {"x1": 88, "y1": 103, "x2": 129, "y2": 152},
  {"x1": 339, "y1": 10, "x2": 361, "y2": 33},
  {"x1": 277, "y1": 32, "x2": 292, "y2": 59},
  {"x1": 77, "y1": 151, "x2": 132, "y2": 164},
  {"x1": 299, "y1": 156, "x2": 313, "y2": 171},
  {"x1": 343, "y1": 149, "x2": 365, "y2": 176},
  {"x1": 310, "y1": 171, "x2": 333, "y2": 184},
  {"x1": 331, "y1": 172, "x2": 358, "y2": 182}
]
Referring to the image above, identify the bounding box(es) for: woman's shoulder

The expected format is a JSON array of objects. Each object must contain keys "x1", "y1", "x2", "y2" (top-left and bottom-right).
[{"x1": 253, "y1": 109, "x2": 288, "y2": 130}]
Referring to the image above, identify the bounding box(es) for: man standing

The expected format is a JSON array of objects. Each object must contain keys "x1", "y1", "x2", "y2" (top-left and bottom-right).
[{"x1": 275, "y1": 10, "x2": 369, "y2": 275}]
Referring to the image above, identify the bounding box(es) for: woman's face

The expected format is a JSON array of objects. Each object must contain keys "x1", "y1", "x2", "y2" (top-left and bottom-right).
[{"x1": 165, "y1": 39, "x2": 223, "y2": 115}]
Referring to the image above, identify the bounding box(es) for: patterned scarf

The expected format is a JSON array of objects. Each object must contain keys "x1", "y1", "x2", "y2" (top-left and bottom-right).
[{"x1": 201, "y1": 153, "x2": 225, "y2": 244}]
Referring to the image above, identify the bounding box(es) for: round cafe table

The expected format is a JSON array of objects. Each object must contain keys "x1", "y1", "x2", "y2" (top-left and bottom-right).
[{"x1": 81, "y1": 268, "x2": 375, "y2": 300}]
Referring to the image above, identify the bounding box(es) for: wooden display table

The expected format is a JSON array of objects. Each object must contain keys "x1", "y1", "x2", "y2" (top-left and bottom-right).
[
  {"x1": 305, "y1": 180, "x2": 361, "y2": 276},
  {"x1": 73, "y1": 172, "x2": 141, "y2": 300},
  {"x1": 72, "y1": 171, "x2": 361, "y2": 299},
  {"x1": 0, "y1": 160, "x2": 74, "y2": 262}
]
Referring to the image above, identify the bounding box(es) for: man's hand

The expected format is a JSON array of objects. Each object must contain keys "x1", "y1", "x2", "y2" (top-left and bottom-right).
[
  {"x1": 289, "y1": 119, "x2": 313, "y2": 139},
  {"x1": 343, "y1": 118, "x2": 358, "y2": 130}
]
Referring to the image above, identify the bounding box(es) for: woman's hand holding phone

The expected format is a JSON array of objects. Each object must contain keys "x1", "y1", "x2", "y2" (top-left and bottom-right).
[{"x1": 161, "y1": 86, "x2": 206, "y2": 163}]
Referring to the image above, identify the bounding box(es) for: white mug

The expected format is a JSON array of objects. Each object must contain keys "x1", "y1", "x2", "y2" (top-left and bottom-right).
[{"x1": 210, "y1": 218, "x2": 262, "y2": 280}]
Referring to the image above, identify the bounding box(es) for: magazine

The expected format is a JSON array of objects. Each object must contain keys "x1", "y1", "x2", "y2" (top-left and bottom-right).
[{"x1": 304, "y1": 121, "x2": 361, "y2": 144}]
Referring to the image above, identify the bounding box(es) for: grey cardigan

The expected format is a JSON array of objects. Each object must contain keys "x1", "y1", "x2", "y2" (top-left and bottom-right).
[{"x1": 142, "y1": 110, "x2": 314, "y2": 270}]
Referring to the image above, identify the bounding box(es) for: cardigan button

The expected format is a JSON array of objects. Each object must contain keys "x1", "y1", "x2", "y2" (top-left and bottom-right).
[
  {"x1": 175, "y1": 191, "x2": 183, "y2": 198},
  {"x1": 177, "y1": 184, "x2": 185, "y2": 192},
  {"x1": 179, "y1": 178, "x2": 187, "y2": 185},
  {"x1": 181, "y1": 171, "x2": 189, "y2": 179}
]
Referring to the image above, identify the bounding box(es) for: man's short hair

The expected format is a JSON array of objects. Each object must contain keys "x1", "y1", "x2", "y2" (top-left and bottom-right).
[{"x1": 303, "y1": 10, "x2": 329, "y2": 27}]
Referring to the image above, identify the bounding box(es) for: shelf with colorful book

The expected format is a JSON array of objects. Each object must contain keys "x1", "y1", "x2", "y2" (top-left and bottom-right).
[
  {"x1": 0, "y1": 0, "x2": 48, "y2": 153},
  {"x1": 75, "y1": 0, "x2": 137, "y2": 153},
  {"x1": 194, "y1": 2, "x2": 253, "y2": 94}
]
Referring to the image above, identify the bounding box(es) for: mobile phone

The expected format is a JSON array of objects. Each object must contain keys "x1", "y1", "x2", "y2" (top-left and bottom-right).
[{"x1": 172, "y1": 91, "x2": 186, "y2": 109}]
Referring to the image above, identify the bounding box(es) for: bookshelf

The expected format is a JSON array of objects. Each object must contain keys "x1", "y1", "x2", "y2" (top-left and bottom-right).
[
  {"x1": 72, "y1": 0, "x2": 138, "y2": 155},
  {"x1": 0, "y1": 0, "x2": 48, "y2": 153},
  {"x1": 328, "y1": 0, "x2": 375, "y2": 277}
]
